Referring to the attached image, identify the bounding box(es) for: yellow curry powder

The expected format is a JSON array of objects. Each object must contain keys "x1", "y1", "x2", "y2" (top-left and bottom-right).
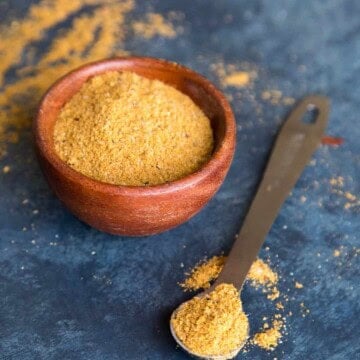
[
  {"x1": 179, "y1": 255, "x2": 286, "y2": 352},
  {"x1": 171, "y1": 284, "x2": 249, "y2": 358},
  {"x1": 132, "y1": 13, "x2": 177, "y2": 38},
  {"x1": 252, "y1": 319, "x2": 283, "y2": 350},
  {"x1": 180, "y1": 256, "x2": 278, "y2": 292},
  {"x1": 180, "y1": 255, "x2": 226, "y2": 291},
  {"x1": 54, "y1": 71, "x2": 214, "y2": 186}
]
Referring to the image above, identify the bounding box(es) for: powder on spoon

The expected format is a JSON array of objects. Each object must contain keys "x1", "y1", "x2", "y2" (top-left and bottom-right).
[
  {"x1": 171, "y1": 283, "x2": 249, "y2": 358},
  {"x1": 54, "y1": 71, "x2": 214, "y2": 186}
]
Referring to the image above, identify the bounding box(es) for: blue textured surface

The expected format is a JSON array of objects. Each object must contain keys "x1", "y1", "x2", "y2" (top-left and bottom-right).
[{"x1": 0, "y1": 1, "x2": 359, "y2": 359}]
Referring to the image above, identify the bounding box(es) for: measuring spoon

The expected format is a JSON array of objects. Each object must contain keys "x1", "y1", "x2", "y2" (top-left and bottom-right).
[{"x1": 170, "y1": 95, "x2": 329, "y2": 360}]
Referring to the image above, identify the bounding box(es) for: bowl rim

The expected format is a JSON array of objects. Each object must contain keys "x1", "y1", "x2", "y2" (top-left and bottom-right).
[{"x1": 34, "y1": 56, "x2": 236, "y2": 196}]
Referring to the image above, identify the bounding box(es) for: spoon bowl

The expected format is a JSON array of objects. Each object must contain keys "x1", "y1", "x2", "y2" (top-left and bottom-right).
[{"x1": 170, "y1": 297, "x2": 249, "y2": 360}]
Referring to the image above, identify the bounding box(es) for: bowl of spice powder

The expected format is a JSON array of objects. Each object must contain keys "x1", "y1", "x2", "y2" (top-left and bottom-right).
[{"x1": 34, "y1": 57, "x2": 236, "y2": 236}]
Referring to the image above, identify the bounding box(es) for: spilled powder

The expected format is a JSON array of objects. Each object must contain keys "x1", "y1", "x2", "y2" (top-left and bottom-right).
[
  {"x1": 329, "y1": 177, "x2": 360, "y2": 210},
  {"x1": 171, "y1": 284, "x2": 249, "y2": 358},
  {"x1": 180, "y1": 255, "x2": 226, "y2": 291},
  {"x1": 224, "y1": 71, "x2": 251, "y2": 87},
  {"x1": 132, "y1": 13, "x2": 177, "y2": 38},
  {"x1": 181, "y1": 256, "x2": 278, "y2": 292},
  {"x1": 261, "y1": 90, "x2": 295, "y2": 106},
  {"x1": 329, "y1": 176, "x2": 344, "y2": 187},
  {"x1": 2, "y1": 165, "x2": 11, "y2": 174},
  {"x1": 252, "y1": 319, "x2": 283, "y2": 350},
  {"x1": 210, "y1": 61, "x2": 257, "y2": 89},
  {"x1": 247, "y1": 258, "x2": 278, "y2": 286},
  {"x1": 333, "y1": 249, "x2": 341, "y2": 257}
]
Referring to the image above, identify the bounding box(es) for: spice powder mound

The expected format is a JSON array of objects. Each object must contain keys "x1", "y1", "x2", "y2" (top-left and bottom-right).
[
  {"x1": 54, "y1": 71, "x2": 214, "y2": 186},
  {"x1": 171, "y1": 284, "x2": 249, "y2": 358}
]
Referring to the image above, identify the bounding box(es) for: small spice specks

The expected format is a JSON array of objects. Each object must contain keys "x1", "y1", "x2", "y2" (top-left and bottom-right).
[
  {"x1": 20, "y1": 266, "x2": 24, "y2": 270},
  {"x1": 267, "y1": 287, "x2": 280, "y2": 301},
  {"x1": 300, "y1": 302, "x2": 310, "y2": 317},
  {"x1": 224, "y1": 71, "x2": 251, "y2": 87},
  {"x1": 2, "y1": 165, "x2": 10, "y2": 173},
  {"x1": 132, "y1": 13, "x2": 177, "y2": 39},
  {"x1": 32, "y1": 209, "x2": 39, "y2": 215},
  {"x1": 253, "y1": 319, "x2": 284, "y2": 350},
  {"x1": 282, "y1": 97, "x2": 295, "y2": 105},
  {"x1": 329, "y1": 176, "x2": 344, "y2": 187},
  {"x1": 180, "y1": 255, "x2": 226, "y2": 291},
  {"x1": 31, "y1": 240, "x2": 36, "y2": 244},
  {"x1": 247, "y1": 259, "x2": 278, "y2": 286},
  {"x1": 333, "y1": 249, "x2": 341, "y2": 257},
  {"x1": 22, "y1": 199, "x2": 29, "y2": 205},
  {"x1": 91, "y1": 251, "x2": 96, "y2": 255},
  {"x1": 344, "y1": 192, "x2": 356, "y2": 201},
  {"x1": 294, "y1": 282, "x2": 303, "y2": 289},
  {"x1": 300, "y1": 196, "x2": 307, "y2": 203}
]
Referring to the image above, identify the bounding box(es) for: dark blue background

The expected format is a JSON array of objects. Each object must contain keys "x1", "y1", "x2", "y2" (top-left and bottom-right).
[{"x1": 0, "y1": 1, "x2": 359, "y2": 359}]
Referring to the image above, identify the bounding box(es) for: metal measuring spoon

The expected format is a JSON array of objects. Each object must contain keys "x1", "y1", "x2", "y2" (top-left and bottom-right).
[{"x1": 170, "y1": 95, "x2": 330, "y2": 360}]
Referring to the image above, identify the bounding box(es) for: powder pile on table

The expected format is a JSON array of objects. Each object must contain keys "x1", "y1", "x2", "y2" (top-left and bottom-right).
[{"x1": 54, "y1": 71, "x2": 214, "y2": 186}]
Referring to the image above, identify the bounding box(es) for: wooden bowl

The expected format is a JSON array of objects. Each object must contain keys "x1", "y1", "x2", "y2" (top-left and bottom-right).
[{"x1": 34, "y1": 57, "x2": 236, "y2": 236}]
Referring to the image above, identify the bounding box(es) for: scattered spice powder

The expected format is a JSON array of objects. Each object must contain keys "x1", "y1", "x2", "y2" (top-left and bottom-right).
[
  {"x1": 2, "y1": 165, "x2": 11, "y2": 174},
  {"x1": 333, "y1": 249, "x2": 341, "y2": 257},
  {"x1": 247, "y1": 258, "x2": 278, "y2": 286},
  {"x1": 329, "y1": 176, "x2": 344, "y2": 187},
  {"x1": 171, "y1": 284, "x2": 249, "y2": 358},
  {"x1": 180, "y1": 255, "x2": 226, "y2": 291},
  {"x1": 224, "y1": 71, "x2": 251, "y2": 87},
  {"x1": 253, "y1": 319, "x2": 283, "y2": 350},
  {"x1": 54, "y1": 71, "x2": 214, "y2": 186},
  {"x1": 261, "y1": 90, "x2": 294, "y2": 106},
  {"x1": 329, "y1": 177, "x2": 360, "y2": 210},
  {"x1": 181, "y1": 256, "x2": 278, "y2": 292},
  {"x1": 294, "y1": 281, "x2": 303, "y2": 289},
  {"x1": 132, "y1": 13, "x2": 177, "y2": 38}
]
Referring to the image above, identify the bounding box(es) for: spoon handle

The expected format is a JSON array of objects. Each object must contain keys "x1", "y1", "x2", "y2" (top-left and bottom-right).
[{"x1": 213, "y1": 95, "x2": 330, "y2": 290}]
